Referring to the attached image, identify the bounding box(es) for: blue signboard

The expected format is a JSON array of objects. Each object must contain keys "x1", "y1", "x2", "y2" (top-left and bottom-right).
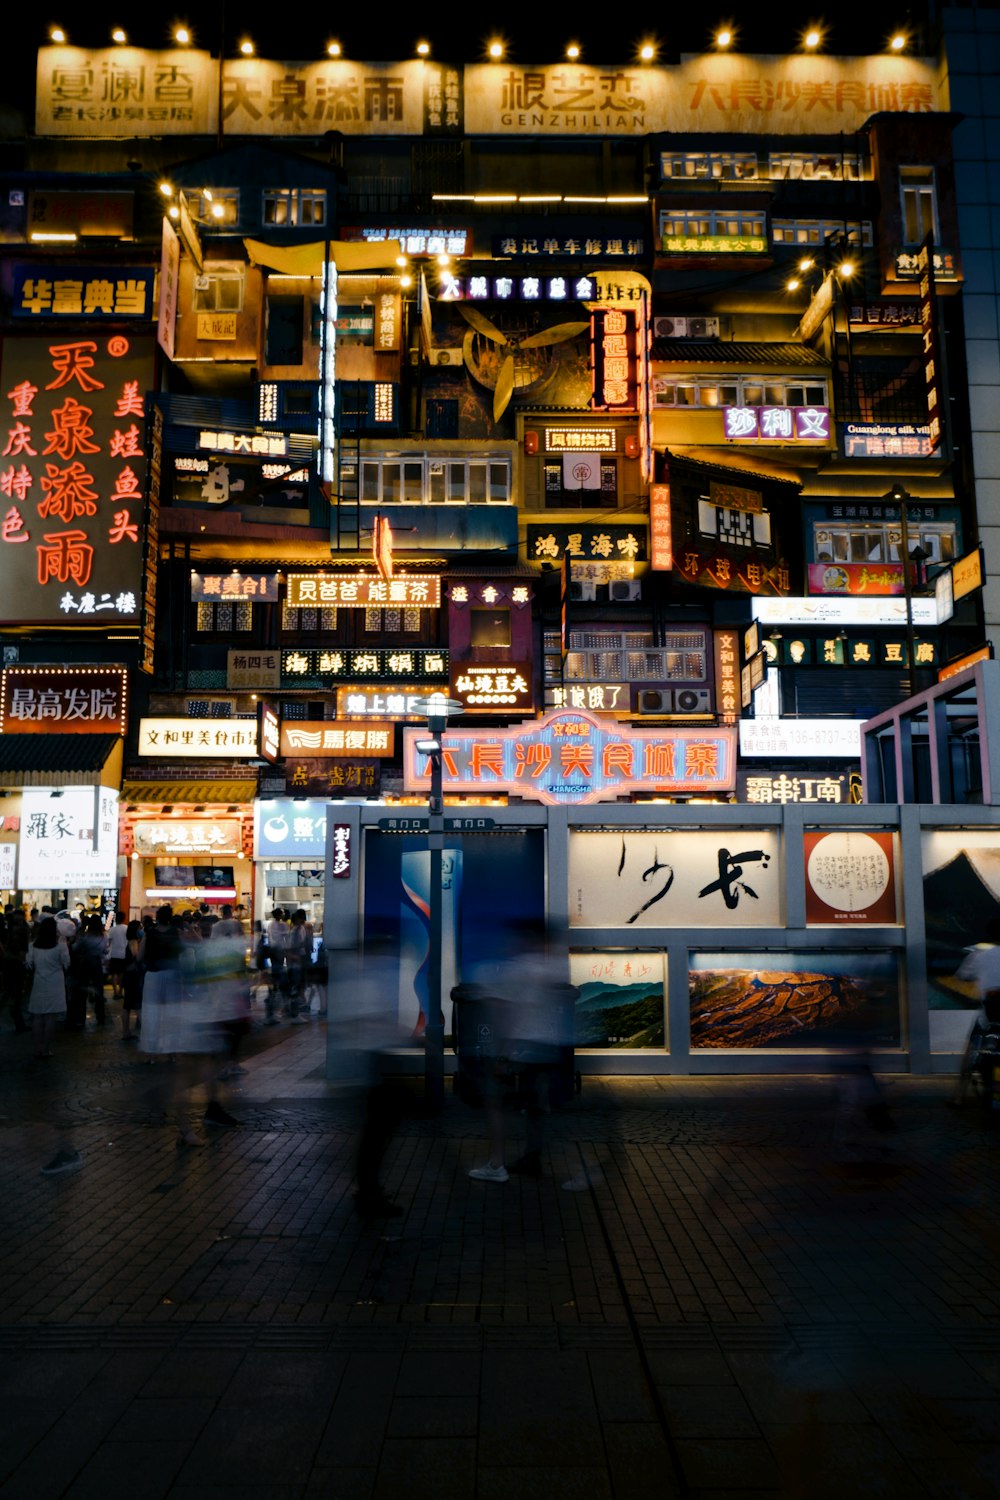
[
  {"x1": 12, "y1": 265, "x2": 157, "y2": 319},
  {"x1": 253, "y1": 799, "x2": 329, "y2": 859}
]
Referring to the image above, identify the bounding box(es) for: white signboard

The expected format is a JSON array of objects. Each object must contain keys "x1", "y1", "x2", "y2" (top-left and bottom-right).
[
  {"x1": 753, "y1": 596, "x2": 940, "y2": 627},
  {"x1": 19, "y1": 788, "x2": 119, "y2": 889},
  {"x1": 739, "y1": 719, "x2": 864, "y2": 759},
  {"x1": 569, "y1": 829, "x2": 780, "y2": 928},
  {"x1": 138, "y1": 718, "x2": 260, "y2": 757},
  {"x1": 133, "y1": 820, "x2": 242, "y2": 857}
]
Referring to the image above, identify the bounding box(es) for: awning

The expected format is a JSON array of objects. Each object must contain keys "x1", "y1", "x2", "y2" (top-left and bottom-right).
[
  {"x1": 651, "y1": 340, "x2": 828, "y2": 367},
  {"x1": 120, "y1": 779, "x2": 257, "y2": 806},
  {"x1": 243, "y1": 238, "x2": 403, "y2": 276},
  {"x1": 0, "y1": 734, "x2": 122, "y2": 788}
]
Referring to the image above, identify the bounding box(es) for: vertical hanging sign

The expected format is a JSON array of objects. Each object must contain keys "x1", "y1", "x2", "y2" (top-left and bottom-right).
[
  {"x1": 591, "y1": 308, "x2": 637, "y2": 412},
  {"x1": 916, "y1": 234, "x2": 941, "y2": 452},
  {"x1": 649, "y1": 479, "x2": 672, "y2": 570}
]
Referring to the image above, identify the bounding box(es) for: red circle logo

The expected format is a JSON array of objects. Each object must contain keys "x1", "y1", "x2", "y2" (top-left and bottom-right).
[{"x1": 107, "y1": 336, "x2": 129, "y2": 357}]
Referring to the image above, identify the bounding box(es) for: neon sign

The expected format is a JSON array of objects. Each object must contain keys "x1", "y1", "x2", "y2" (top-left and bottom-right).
[
  {"x1": 403, "y1": 710, "x2": 736, "y2": 805},
  {"x1": 0, "y1": 335, "x2": 151, "y2": 624}
]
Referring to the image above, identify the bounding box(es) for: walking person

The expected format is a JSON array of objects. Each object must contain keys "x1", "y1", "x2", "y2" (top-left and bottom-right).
[
  {"x1": 106, "y1": 910, "x2": 129, "y2": 1001},
  {"x1": 120, "y1": 919, "x2": 144, "y2": 1042},
  {"x1": 26, "y1": 915, "x2": 69, "y2": 1061}
]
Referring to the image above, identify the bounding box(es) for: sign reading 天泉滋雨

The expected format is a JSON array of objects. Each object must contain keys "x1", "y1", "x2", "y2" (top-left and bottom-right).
[{"x1": 0, "y1": 336, "x2": 153, "y2": 626}]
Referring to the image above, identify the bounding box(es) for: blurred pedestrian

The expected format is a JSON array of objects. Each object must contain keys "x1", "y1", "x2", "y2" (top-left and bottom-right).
[
  {"x1": 106, "y1": 910, "x2": 129, "y2": 1000},
  {"x1": 120, "y1": 919, "x2": 144, "y2": 1042},
  {"x1": 26, "y1": 915, "x2": 69, "y2": 1061}
]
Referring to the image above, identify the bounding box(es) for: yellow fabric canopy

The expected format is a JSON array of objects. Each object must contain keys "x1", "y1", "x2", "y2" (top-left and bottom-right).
[{"x1": 243, "y1": 239, "x2": 404, "y2": 276}]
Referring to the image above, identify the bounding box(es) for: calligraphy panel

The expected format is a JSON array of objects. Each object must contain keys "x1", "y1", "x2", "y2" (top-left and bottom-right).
[{"x1": 568, "y1": 829, "x2": 780, "y2": 928}]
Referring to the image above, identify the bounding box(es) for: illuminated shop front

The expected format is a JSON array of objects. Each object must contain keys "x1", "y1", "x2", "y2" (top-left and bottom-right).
[
  {"x1": 119, "y1": 780, "x2": 256, "y2": 917},
  {"x1": 252, "y1": 798, "x2": 329, "y2": 929}
]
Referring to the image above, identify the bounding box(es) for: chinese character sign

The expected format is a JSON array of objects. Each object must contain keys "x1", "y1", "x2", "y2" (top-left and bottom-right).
[
  {"x1": 0, "y1": 336, "x2": 152, "y2": 625},
  {"x1": 137, "y1": 718, "x2": 260, "y2": 757},
  {"x1": 0, "y1": 666, "x2": 127, "y2": 734},
  {"x1": 253, "y1": 799, "x2": 329, "y2": 859},
  {"x1": 286, "y1": 573, "x2": 441, "y2": 608},
  {"x1": 280, "y1": 721, "x2": 395, "y2": 757},
  {"x1": 723, "y1": 406, "x2": 830, "y2": 442},
  {"x1": 569, "y1": 829, "x2": 780, "y2": 927},
  {"x1": 12, "y1": 266, "x2": 155, "y2": 320},
  {"x1": 591, "y1": 308, "x2": 638, "y2": 411},
  {"x1": 403, "y1": 710, "x2": 737, "y2": 806},
  {"x1": 804, "y1": 830, "x2": 897, "y2": 924},
  {"x1": 19, "y1": 786, "x2": 119, "y2": 889}
]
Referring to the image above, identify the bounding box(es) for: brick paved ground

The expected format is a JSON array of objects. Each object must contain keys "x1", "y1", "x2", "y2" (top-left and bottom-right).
[{"x1": 1, "y1": 1010, "x2": 999, "y2": 1498}]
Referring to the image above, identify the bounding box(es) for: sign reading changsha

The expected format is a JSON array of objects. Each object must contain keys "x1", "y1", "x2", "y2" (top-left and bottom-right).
[
  {"x1": 0, "y1": 665, "x2": 127, "y2": 734},
  {"x1": 286, "y1": 573, "x2": 441, "y2": 608},
  {"x1": 279, "y1": 721, "x2": 395, "y2": 758}
]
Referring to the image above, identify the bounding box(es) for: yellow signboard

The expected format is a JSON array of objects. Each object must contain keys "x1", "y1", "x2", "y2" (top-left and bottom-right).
[
  {"x1": 952, "y1": 546, "x2": 983, "y2": 602},
  {"x1": 661, "y1": 234, "x2": 768, "y2": 256},
  {"x1": 197, "y1": 312, "x2": 238, "y2": 340}
]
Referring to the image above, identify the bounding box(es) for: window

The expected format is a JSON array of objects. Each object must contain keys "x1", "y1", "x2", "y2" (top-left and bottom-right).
[
  {"x1": 282, "y1": 605, "x2": 338, "y2": 630},
  {"x1": 660, "y1": 210, "x2": 766, "y2": 239},
  {"x1": 265, "y1": 295, "x2": 304, "y2": 364},
  {"x1": 812, "y1": 520, "x2": 956, "y2": 566},
  {"x1": 653, "y1": 376, "x2": 827, "y2": 409},
  {"x1": 543, "y1": 459, "x2": 617, "y2": 508},
  {"x1": 193, "y1": 189, "x2": 240, "y2": 226},
  {"x1": 661, "y1": 151, "x2": 758, "y2": 180},
  {"x1": 262, "y1": 188, "x2": 327, "y2": 227},
  {"x1": 355, "y1": 455, "x2": 512, "y2": 504},
  {"x1": 470, "y1": 609, "x2": 511, "y2": 648},
  {"x1": 771, "y1": 219, "x2": 873, "y2": 247},
  {"x1": 900, "y1": 167, "x2": 938, "y2": 245},
  {"x1": 768, "y1": 152, "x2": 864, "y2": 181},
  {"x1": 545, "y1": 629, "x2": 709, "y2": 684},
  {"x1": 363, "y1": 608, "x2": 422, "y2": 633},
  {"x1": 193, "y1": 263, "x2": 244, "y2": 312},
  {"x1": 195, "y1": 602, "x2": 252, "y2": 632},
  {"x1": 698, "y1": 499, "x2": 772, "y2": 549}
]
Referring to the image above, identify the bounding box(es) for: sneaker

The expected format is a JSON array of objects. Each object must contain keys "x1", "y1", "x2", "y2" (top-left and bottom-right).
[
  {"x1": 41, "y1": 1148, "x2": 82, "y2": 1177},
  {"x1": 203, "y1": 1101, "x2": 239, "y2": 1127},
  {"x1": 468, "y1": 1162, "x2": 509, "y2": 1183}
]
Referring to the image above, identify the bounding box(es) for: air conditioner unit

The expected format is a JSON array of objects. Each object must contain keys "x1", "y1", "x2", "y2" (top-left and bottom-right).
[
  {"x1": 431, "y1": 348, "x2": 465, "y2": 366},
  {"x1": 687, "y1": 317, "x2": 721, "y2": 339},
  {"x1": 569, "y1": 581, "x2": 597, "y2": 601},
  {"x1": 654, "y1": 316, "x2": 687, "y2": 339},
  {"x1": 673, "y1": 688, "x2": 712, "y2": 714},
  {"x1": 193, "y1": 274, "x2": 210, "y2": 292},
  {"x1": 610, "y1": 581, "x2": 641, "y2": 602},
  {"x1": 638, "y1": 689, "x2": 670, "y2": 713}
]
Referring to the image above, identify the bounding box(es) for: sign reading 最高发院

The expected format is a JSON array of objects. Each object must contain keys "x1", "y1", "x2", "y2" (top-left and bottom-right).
[
  {"x1": 0, "y1": 665, "x2": 127, "y2": 734},
  {"x1": 404, "y1": 710, "x2": 736, "y2": 805}
]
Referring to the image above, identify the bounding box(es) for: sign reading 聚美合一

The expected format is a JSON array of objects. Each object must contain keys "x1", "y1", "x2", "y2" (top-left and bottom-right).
[{"x1": 0, "y1": 336, "x2": 152, "y2": 626}]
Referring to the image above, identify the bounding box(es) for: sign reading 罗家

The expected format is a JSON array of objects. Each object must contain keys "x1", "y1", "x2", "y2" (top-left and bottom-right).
[
  {"x1": 0, "y1": 665, "x2": 127, "y2": 734},
  {"x1": 19, "y1": 786, "x2": 119, "y2": 889},
  {"x1": 12, "y1": 267, "x2": 155, "y2": 320},
  {"x1": 404, "y1": 710, "x2": 736, "y2": 806},
  {"x1": 285, "y1": 573, "x2": 441, "y2": 608},
  {"x1": 0, "y1": 336, "x2": 152, "y2": 626},
  {"x1": 137, "y1": 718, "x2": 260, "y2": 757}
]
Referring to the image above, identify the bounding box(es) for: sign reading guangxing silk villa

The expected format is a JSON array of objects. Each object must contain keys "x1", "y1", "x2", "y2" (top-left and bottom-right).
[{"x1": 403, "y1": 710, "x2": 736, "y2": 805}]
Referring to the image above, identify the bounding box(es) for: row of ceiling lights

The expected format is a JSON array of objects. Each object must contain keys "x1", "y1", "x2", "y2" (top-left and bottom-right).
[{"x1": 47, "y1": 25, "x2": 914, "y2": 57}]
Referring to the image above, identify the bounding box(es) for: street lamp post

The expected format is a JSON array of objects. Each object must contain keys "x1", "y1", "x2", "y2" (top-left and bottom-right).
[{"x1": 412, "y1": 695, "x2": 461, "y2": 1112}]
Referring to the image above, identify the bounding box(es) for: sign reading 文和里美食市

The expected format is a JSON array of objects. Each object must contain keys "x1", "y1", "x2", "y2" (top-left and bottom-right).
[
  {"x1": 403, "y1": 710, "x2": 736, "y2": 805},
  {"x1": 0, "y1": 336, "x2": 152, "y2": 626},
  {"x1": 35, "y1": 50, "x2": 938, "y2": 139}
]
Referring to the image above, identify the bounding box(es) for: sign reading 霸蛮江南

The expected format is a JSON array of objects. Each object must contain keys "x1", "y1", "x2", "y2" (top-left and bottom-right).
[
  {"x1": 138, "y1": 718, "x2": 260, "y2": 757},
  {"x1": 0, "y1": 336, "x2": 153, "y2": 625},
  {"x1": 404, "y1": 710, "x2": 736, "y2": 805},
  {"x1": 0, "y1": 665, "x2": 127, "y2": 734}
]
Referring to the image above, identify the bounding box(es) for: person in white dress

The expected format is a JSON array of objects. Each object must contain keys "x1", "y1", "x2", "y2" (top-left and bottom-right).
[{"x1": 27, "y1": 915, "x2": 69, "y2": 1060}]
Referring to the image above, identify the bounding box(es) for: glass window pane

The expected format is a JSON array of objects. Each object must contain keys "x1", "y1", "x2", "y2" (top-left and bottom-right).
[
  {"x1": 361, "y1": 463, "x2": 380, "y2": 501},
  {"x1": 429, "y1": 466, "x2": 445, "y2": 503},
  {"x1": 403, "y1": 462, "x2": 423, "y2": 501},
  {"x1": 489, "y1": 463, "x2": 508, "y2": 501},
  {"x1": 448, "y1": 463, "x2": 466, "y2": 502},
  {"x1": 468, "y1": 463, "x2": 487, "y2": 502},
  {"x1": 382, "y1": 464, "x2": 401, "y2": 503}
]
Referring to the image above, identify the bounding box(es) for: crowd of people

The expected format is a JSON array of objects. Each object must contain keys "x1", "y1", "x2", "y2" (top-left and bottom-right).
[{"x1": 0, "y1": 901, "x2": 327, "y2": 1172}]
